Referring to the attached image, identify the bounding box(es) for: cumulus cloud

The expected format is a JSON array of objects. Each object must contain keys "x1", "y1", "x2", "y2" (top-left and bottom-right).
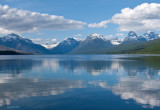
[
  {"x1": 88, "y1": 20, "x2": 110, "y2": 28},
  {"x1": 88, "y1": 3, "x2": 160, "y2": 32},
  {"x1": 0, "y1": 5, "x2": 86, "y2": 34},
  {"x1": 112, "y1": 3, "x2": 160, "y2": 32}
]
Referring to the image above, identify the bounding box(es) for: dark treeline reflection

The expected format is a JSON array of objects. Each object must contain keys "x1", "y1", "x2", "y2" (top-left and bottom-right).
[
  {"x1": 58, "y1": 56, "x2": 160, "y2": 77},
  {"x1": 59, "y1": 60, "x2": 112, "y2": 76},
  {"x1": 0, "y1": 56, "x2": 159, "y2": 77},
  {"x1": 0, "y1": 59, "x2": 42, "y2": 74}
]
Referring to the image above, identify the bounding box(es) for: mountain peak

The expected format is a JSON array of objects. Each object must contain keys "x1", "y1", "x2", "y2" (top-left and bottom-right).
[
  {"x1": 5, "y1": 33, "x2": 21, "y2": 39},
  {"x1": 147, "y1": 31, "x2": 152, "y2": 34},
  {"x1": 50, "y1": 37, "x2": 80, "y2": 54},
  {"x1": 91, "y1": 33, "x2": 101, "y2": 37},
  {"x1": 128, "y1": 31, "x2": 137, "y2": 36},
  {"x1": 87, "y1": 33, "x2": 105, "y2": 41},
  {"x1": 127, "y1": 31, "x2": 138, "y2": 38},
  {"x1": 1, "y1": 33, "x2": 33, "y2": 44},
  {"x1": 61, "y1": 37, "x2": 78, "y2": 46},
  {"x1": 66, "y1": 37, "x2": 76, "y2": 41},
  {"x1": 124, "y1": 31, "x2": 141, "y2": 41},
  {"x1": 8, "y1": 33, "x2": 20, "y2": 36},
  {"x1": 143, "y1": 31, "x2": 159, "y2": 41}
]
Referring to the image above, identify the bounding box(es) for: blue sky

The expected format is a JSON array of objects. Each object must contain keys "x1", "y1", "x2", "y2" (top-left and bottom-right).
[{"x1": 0, "y1": 0, "x2": 160, "y2": 44}]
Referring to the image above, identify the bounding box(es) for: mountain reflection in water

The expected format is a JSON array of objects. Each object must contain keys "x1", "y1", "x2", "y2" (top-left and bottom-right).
[{"x1": 0, "y1": 55, "x2": 160, "y2": 109}]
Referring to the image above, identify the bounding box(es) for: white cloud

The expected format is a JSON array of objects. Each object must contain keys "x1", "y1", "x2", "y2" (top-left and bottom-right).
[
  {"x1": 0, "y1": 5, "x2": 86, "y2": 34},
  {"x1": 31, "y1": 38, "x2": 56, "y2": 44},
  {"x1": 88, "y1": 20, "x2": 110, "y2": 28},
  {"x1": 88, "y1": 3, "x2": 160, "y2": 32},
  {"x1": 74, "y1": 34, "x2": 82, "y2": 37},
  {"x1": 31, "y1": 38, "x2": 59, "y2": 49},
  {"x1": 104, "y1": 35, "x2": 114, "y2": 40},
  {"x1": 116, "y1": 33, "x2": 124, "y2": 37},
  {"x1": 51, "y1": 38, "x2": 57, "y2": 42},
  {"x1": 111, "y1": 3, "x2": 160, "y2": 32}
]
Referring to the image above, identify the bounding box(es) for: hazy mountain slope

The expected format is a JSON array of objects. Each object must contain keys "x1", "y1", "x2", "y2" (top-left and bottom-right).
[{"x1": 0, "y1": 45, "x2": 32, "y2": 55}]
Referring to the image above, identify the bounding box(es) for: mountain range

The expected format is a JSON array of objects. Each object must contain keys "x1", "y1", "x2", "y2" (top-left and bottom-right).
[{"x1": 0, "y1": 31, "x2": 160, "y2": 54}]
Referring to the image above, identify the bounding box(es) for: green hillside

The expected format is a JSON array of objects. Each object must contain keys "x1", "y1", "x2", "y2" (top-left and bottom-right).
[
  {"x1": 103, "y1": 39, "x2": 160, "y2": 54},
  {"x1": 70, "y1": 39, "x2": 160, "y2": 54}
]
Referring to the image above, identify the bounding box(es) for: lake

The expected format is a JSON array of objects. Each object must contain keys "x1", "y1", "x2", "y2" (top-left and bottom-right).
[{"x1": 0, "y1": 54, "x2": 160, "y2": 110}]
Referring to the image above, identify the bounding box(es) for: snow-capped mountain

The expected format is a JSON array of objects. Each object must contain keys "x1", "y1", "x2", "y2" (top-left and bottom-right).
[
  {"x1": 83, "y1": 33, "x2": 113, "y2": 45},
  {"x1": 0, "y1": 33, "x2": 48, "y2": 54},
  {"x1": 86, "y1": 33, "x2": 106, "y2": 41},
  {"x1": 70, "y1": 33, "x2": 113, "y2": 54},
  {"x1": 124, "y1": 31, "x2": 160, "y2": 43},
  {"x1": 124, "y1": 31, "x2": 146, "y2": 42},
  {"x1": 50, "y1": 38, "x2": 80, "y2": 54},
  {"x1": 143, "y1": 31, "x2": 160, "y2": 41},
  {"x1": 125, "y1": 31, "x2": 139, "y2": 40},
  {"x1": 1, "y1": 33, "x2": 33, "y2": 43},
  {"x1": 57, "y1": 38, "x2": 80, "y2": 47}
]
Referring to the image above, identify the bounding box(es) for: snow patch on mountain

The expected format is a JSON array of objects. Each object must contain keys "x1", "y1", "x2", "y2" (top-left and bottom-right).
[
  {"x1": 1, "y1": 33, "x2": 33, "y2": 44},
  {"x1": 87, "y1": 33, "x2": 106, "y2": 41},
  {"x1": 59, "y1": 38, "x2": 79, "y2": 46},
  {"x1": 124, "y1": 31, "x2": 139, "y2": 41},
  {"x1": 42, "y1": 43, "x2": 59, "y2": 49},
  {"x1": 124, "y1": 31, "x2": 160, "y2": 42},
  {"x1": 143, "y1": 31, "x2": 159, "y2": 41},
  {"x1": 110, "y1": 38, "x2": 124, "y2": 45}
]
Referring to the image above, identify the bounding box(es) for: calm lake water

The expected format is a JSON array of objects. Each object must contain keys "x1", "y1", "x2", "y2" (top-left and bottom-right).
[{"x1": 0, "y1": 54, "x2": 160, "y2": 110}]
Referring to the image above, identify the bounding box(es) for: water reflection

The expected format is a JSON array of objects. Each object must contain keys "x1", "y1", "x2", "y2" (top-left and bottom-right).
[
  {"x1": 0, "y1": 77, "x2": 83, "y2": 106},
  {"x1": 0, "y1": 59, "x2": 42, "y2": 74},
  {"x1": 59, "y1": 60, "x2": 113, "y2": 76},
  {"x1": 111, "y1": 77, "x2": 160, "y2": 108},
  {"x1": 59, "y1": 59, "x2": 159, "y2": 77},
  {"x1": 0, "y1": 55, "x2": 160, "y2": 109}
]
